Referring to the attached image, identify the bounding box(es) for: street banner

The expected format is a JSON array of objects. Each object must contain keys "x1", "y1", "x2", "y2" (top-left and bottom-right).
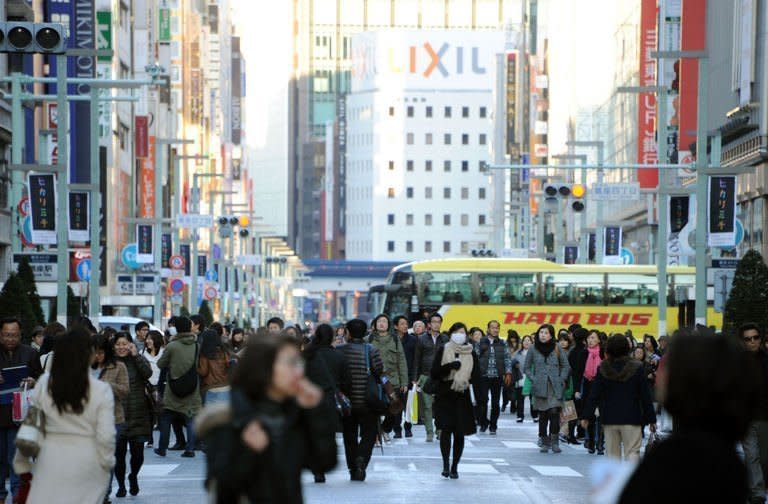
[
  {"x1": 708, "y1": 176, "x2": 737, "y2": 247},
  {"x1": 603, "y1": 226, "x2": 623, "y2": 265},
  {"x1": 198, "y1": 255, "x2": 207, "y2": 278},
  {"x1": 637, "y1": 0, "x2": 659, "y2": 188},
  {"x1": 136, "y1": 224, "x2": 154, "y2": 263},
  {"x1": 161, "y1": 233, "x2": 172, "y2": 277},
  {"x1": 180, "y1": 244, "x2": 191, "y2": 277},
  {"x1": 564, "y1": 246, "x2": 578, "y2": 265},
  {"x1": 68, "y1": 191, "x2": 89, "y2": 242},
  {"x1": 667, "y1": 195, "x2": 695, "y2": 265},
  {"x1": 135, "y1": 116, "x2": 149, "y2": 159},
  {"x1": 139, "y1": 136, "x2": 155, "y2": 218},
  {"x1": 588, "y1": 233, "x2": 596, "y2": 262},
  {"x1": 27, "y1": 173, "x2": 57, "y2": 245}
]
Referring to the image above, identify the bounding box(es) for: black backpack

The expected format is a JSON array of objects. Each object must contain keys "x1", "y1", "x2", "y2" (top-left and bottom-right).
[{"x1": 168, "y1": 343, "x2": 199, "y2": 398}]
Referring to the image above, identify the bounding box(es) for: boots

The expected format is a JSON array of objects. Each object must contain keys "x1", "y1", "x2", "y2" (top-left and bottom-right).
[
  {"x1": 539, "y1": 436, "x2": 550, "y2": 453},
  {"x1": 404, "y1": 422, "x2": 413, "y2": 438},
  {"x1": 550, "y1": 434, "x2": 562, "y2": 453},
  {"x1": 351, "y1": 456, "x2": 367, "y2": 481}
]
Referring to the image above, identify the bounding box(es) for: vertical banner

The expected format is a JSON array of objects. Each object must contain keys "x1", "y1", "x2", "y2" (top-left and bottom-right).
[
  {"x1": 603, "y1": 226, "x2": 623, "y2": 265},
  {"x1": 27, "y1": 173, "x2": 57, "y2": 245},
  {"x1": 637, "y1": 0, "x2": 659, "y2": 188},
  {"x1": 708, "y1": 176, "x2": 737, "y2": 247},
  {"x1": 198, "y1": 255, "x2": 207, "y2": 278},
  {"x1": 161, "y1": 233, "x2": 172, "y2": 277},
  {"x1": 136, "y1": 224, "x2": 154, "y2": 263},
  {"x1": 564, "y1": 246, "x2": 578, "y2": 265},
  {"x1": 667, "y1": 195, "x2": 695, "y2": 266},
  {"x1": 68, "y1": 192, "x2": 90, "y2": 242},
  {"x1": 139, "y1": 136, "x2": 156, "y2": 218},
  {"x1": 135, "y1": 116, "x2": 149, "y2": 159},
  {"x1": 180, "y1": 244, "x2": 191, "y2": 277}
]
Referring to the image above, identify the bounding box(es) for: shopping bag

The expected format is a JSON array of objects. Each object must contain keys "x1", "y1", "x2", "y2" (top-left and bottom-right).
[
  {"x1": 522, "y1": 376, "x2": 532, "y2": 396},
  {"x1": 12, "y1": 383, "x2": 31, "y2": 423},
  {"x1": 560, "y1": 400, "x2": 578, "y2": 424},
  {"x1": 410, "y1": 390, "x2": 419, "y2": 425},
  {"x1": 405, "y1": 390, "x2": 415, "y2": 424}
]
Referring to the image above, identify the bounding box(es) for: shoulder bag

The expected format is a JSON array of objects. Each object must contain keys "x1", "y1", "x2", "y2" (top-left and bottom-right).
[
  {"x1": 364, "y1": 344, "x2": 390, "y2": 415},
  {"x1": 16, "y1": 405, "x2": 45, "y2": 458},
  {"x1": 168, "y1": 343, "x2": 199, "y2": 398}
]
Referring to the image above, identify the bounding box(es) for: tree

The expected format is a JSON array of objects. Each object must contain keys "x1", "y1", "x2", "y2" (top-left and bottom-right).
[
  {"x1": 198, "y1": 300, "x2": 214, "y2": 328},
  {"x1": 48, "y1": 286, "x2": 83, "y2": 327},
  {"x1": 16, "y1": 257, "x2": 45, "y2": 326},
  {"x1": 723, "y1": 249, "x2": 768, "y2": 337},
  {"x1": 179, "y1": 306, "x2": 191, "y2": 318},
  {"x1": 0, "y1": 273, "x2": 38, "y2": 343}
]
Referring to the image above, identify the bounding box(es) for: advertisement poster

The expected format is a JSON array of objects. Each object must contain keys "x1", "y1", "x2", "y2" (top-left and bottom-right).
[
  {"x1": 136, "y1": 224, "x2": 154, "y2": 263},
  {"x1": 68, "y1": 191, "x2": 89, "y2": 242},
  {"x1": 564, "y1": 245, "x2": 578, "y2": 265},
  {"x1": 603, "y1": 226, "x2": 623, "y2": 265},
  {"x1": 708, "y1": 176, "x2": 737, "y2": 247},
  {"x1": 27, "y1": 173, "x2": 57, "y2": 245}
]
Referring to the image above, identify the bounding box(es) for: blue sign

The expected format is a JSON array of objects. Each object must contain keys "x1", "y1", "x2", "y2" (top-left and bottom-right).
[
  {"x1": 76, "y1": 258, "x2": 91, "y2": 282},
  {"x1": 213, "y1": 244, "x2": 222, "y2": 260},
  {"x1": 121, "y1": 243, "x2": 141, "y2": 270},
  {"x1": 205, "y1": 269, "x2": 218, "y2": 282},
  {"x1": 620, "y1": 248, "x2": 635, "y2": 265}
]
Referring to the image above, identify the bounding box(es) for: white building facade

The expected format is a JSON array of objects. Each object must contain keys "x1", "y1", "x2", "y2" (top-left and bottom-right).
[{"x1": 345, "y1": 30, "x2": 503, "y2": 261}]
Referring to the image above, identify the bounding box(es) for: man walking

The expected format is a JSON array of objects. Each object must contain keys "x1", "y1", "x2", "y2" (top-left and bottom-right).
[
  {"x1": 393, "y1": 316, "x2": 417, "y2": 438},
  {"x1": 413, "y1": 313, "x2": 448, "y2": 441},
  {"x1": 369, "y1": 315, "x2": 408, "y2": 439},
  {"x1": 741, "y1": 322, "x2": 768, "y2": 504},
  {"x1": 476, "y1": 320, "x2": 513, "y2": 434}
]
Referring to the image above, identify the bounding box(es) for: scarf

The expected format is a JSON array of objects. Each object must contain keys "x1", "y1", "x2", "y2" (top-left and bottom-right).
[
  {"x1": 583, "y1": 345, "x2": 602, "y2": 381},
  {"x1": 534, "y1": 338, "x2": 556, "y2": 357},
  {"x1": 440, "y1": 340, "x2": 474, "y2": 392}
]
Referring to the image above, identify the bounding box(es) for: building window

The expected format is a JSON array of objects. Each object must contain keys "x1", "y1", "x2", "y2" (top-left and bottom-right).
[
  {"x1": 462, "y1": 160, "x2": 469, "y2": 172},
  {"x1": 461, "y1": 187, "x2": 469, "y2": 199},
  {"x1": 443, "y1": 214, "x2": 451, "y2": 225},
  {"x1": 443, "y1": 241, "x2": 451, "y2": 253},
  {"x1": 425, "y1": 214, "x2": 433, "y2": 226},
  {"x1": 479, "y1": 187, "x2": 486, "y2": 199},
  {"x1": 406, "y1": 214, "x2": 414, "y2": 225},
  {"x1": 387, "y1": 214, "x2": 395, "y2": 225},
  {"x1": 462, "y1": 106, "x2": 469, "y2": 118},
  {"x1": 479, "y1": 214, "x2": 486, "y2": 225},
  {"x1": 444, "y1": 187, "x2": 451, "y2": 199},
  {"x1": 406, "y1": 187, "x2": 414, "y2": 198},
  {"x1": 407, "y1": 106, "x2": 414, "y2": 117},
  {"x1": 389, "y1": 106, "x2": 395, "y2": 116},
  {"x1": 461, "y1": 214, "x2": 469, "y2": 226},
  {"x1": 426, "y1": 106, "x2": 433, "y2": 118},
  {"x1": 444, "y1": 133, "x2": 451, "y2": 145},
  {"x1": 406, "y1": 241, "x2": 413, "y2": 253},
  {"x1": 461, "y1": 241, "x2": 469, "y2": 253},
  {"x1": 407, "y1": 133, "x2": 414, "y2": 145},
  {"x1": 479, "y1": 106, "x2": 487, "y2": 118},
  {"x1": 478, "y1": 161, "x2": 485, "y2": 171},
  {"x1": 444, "y1": 160, "x2": 451, "y2": 172},
  {"x1": 479, "y1": 134, "x2": 487, "y2": 145},
  {"x1": 425, "y1": 160, "x2": 433, "y2": 172},
  {"x1": 388, "y1": 161, "x2": 394, "y2": 171},
  {"x1": 425, "y1": 241, "x2": 432, "y2": 253},
  {"x1": 444, "y1": 106, "x2": 452, "y2": 118},
  {"x1": 462, "y1": 134, "x2": 469, "y2": 145},
  {"x1": 406, "y1": 160, "x2": 414, "y2": 172},
  {"x1": 387, "y1": 241, "x2": 395, "y2": 252},
  {"x1": 425, "y1": 133, "x2": 433, "y2": 145},
  {"x1": 118, "y1": 122, "x2": 129, "y2": 151},
  {"x1": 387, "y1": 187, "x2": 395, "y2": 198},
  {"x1": 425, "y1": 187, "x2": 433, "y2": 199}
]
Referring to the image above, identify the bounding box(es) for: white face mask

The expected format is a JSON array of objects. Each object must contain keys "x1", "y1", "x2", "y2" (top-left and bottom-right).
[
  {"x1": 168, "y1": 327, "x2": 177, "y2": 337},
  {"x1": 451, "y1": 333, "x2": 466, "y2": 345}
]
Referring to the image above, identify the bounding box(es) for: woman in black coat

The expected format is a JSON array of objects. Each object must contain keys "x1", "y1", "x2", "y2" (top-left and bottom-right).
[
  {"x1": 431, "y1": 322, "x2": 481, "y2": 480},
  {"x1": 303, "y1": 324, "x2": 349, "y2": 482}
]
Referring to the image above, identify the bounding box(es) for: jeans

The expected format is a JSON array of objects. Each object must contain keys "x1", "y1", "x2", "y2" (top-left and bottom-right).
[
  {"x1": 107, "y1": 423, "x2": 125, "y2": 495},
  {"x1": 744, "y1": 421, "x2": 767, "y2": 500},
  {"x1": 417, "y1": 375, "x2": 436, "y2": 436},
  {"x1": 478, "y1": 377, "x2": 503, "y2": 430},
  {"x1": 0, "y1": 426, "x2": 19, "y2": 498},
  {"x1": 341, "y1": 410, "x2": 378, "y2": 471},
  {"x1": 158, "y1": 409, "x2": 196, "y2": 453},
  {"x1": 205, "y1": 388, "x2": 230, "y2": 406}
]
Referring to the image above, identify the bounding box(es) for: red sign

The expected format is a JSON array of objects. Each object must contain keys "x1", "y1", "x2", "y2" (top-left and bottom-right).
[
  {"x1": 503, "y1": 311, "x2": 653, "y2": 327},
  {"x1": 139, "y1": 136, "x2": 156, "y2": 218},
  {"x1": 135, "y1": 116, "x2": 149, "y2": 159},
  {"x1": 637, "y1": 0, "x2": 659, "y2": 189},
  {"x1": 679, "y1": 0, "x2": 706, "y2": 159},
  {"x1": 169, "y1": 254, "x2": 185, "y2": 270},
  {"x1": 204, "y1": 285, "x2": 218, "y2": 301}
]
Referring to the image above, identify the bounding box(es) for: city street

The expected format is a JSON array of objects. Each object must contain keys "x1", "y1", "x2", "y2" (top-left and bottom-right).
[{"x1": 133, "y1": 413, "x2": 598, "y2": 504}]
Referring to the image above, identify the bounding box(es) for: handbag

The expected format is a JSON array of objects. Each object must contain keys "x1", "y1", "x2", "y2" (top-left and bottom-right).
[
  {"x1": 144, "y1": 382, "x2": 163, "y2": 416},
  {"x1": 363, "y1": 344, "x2": 390, "y2": 415},
  {"x1": 563, "y1": 376, "x2": 574, "y2": 401},
  {"x1": 168, "y1": 343, "x2": 199, "y2": 398},
  {"x1": 15, "y1": 405, "x2": 45, "y2": 458},
  {"x1": 522, "y1": 375, "x2": 532, "y2": 396},
  {"x1": 334, "y1": 391, "x2": 352, "y2": 417},
  {"x1": 559, "y1": 399, "x2": 578, "y2": 423}
]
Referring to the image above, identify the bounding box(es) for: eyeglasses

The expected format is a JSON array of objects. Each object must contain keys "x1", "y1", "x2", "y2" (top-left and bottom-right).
[{"x1": 743, "y1": 335, "x2": 761, "y2": 342}]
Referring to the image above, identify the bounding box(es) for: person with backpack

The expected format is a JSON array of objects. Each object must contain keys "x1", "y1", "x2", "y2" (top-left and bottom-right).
[
  {"x1": 368, "y1": 314, "x2": 408, "y2": 440},
  {"x1": 155, "y1": 316, "x2": 202, "y2": 458},
  {"x1": 524, "y1": 324, "x2": 571, "y2": 454}
]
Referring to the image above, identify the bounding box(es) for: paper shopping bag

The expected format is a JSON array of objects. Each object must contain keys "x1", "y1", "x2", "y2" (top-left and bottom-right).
[
  {"x1": 12, "y1": 383, "x2": 31, "y2": 423},
  {"x1": 560, "y1": 400, "x2": 578, "y2": 424}
]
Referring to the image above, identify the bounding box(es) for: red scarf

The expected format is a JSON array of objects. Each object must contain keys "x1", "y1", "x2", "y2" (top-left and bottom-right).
[{"x1": 583, "y1": 346, "x2": 602, "y2": 381}]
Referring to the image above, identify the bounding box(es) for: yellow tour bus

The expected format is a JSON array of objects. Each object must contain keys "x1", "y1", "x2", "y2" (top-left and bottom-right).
[{"x1": 370, "y1": 258, "x2": 722, "y2": 338}]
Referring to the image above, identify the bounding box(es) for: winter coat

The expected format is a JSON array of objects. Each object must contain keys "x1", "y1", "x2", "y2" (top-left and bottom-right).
[
  {"x1": 338, "y1": 340, "x2": 384, "y2": 411},
  {"x1": 397, "y1": 332, "x2": 418, "y2": 382},
  {"x1": 141, "y1": 347, "x2": 164, "y2": 386},
  {"x1": 414, "y1": 332, "x2": 448, "y2": 378},
  {"x1": 581, "y1": 357, "x2": 656, "y2": 426},
  {"x1": 431, "y1": 346, "x2": 480, "y2": 436},
  {"x1": 524, "y1": 346, "x2": 570, "y2": 400},
  {"x1": 197, "y1": 350, "x2": 230, "y2": 394},
  {"x1": 304, "y1": 344, "x2": 348, "y2": 431},
  {"x1": 369, "y1": 331, "x2": 409, "y2": 387},
  {"x1": 512, "y1": 349, "x2": 528, "y2": 387},
  {"x1": 749, "y1": 349, "x2": 768, "y2": 420},
  {"x1": 568, "y1": 343, "x2": 587, "y2": 390},
  {"x1": 157, "y1": 332, "x2": 202, "y2": 417},
  {"x1": 195, "y1": 388, "x2": 337, "y2": 504},
  {"x1": 0, "y1": 344, "x2": 43, "y2": 428},
  {"x1": 116, "y1": 354, "x2": 153, "y2": 438},
  {"x1": 476, "y1": 336, "x2": 513, "y2": 378},
  {"x1": 98, "y1": 361, "x2": 130, "y2": 425}
]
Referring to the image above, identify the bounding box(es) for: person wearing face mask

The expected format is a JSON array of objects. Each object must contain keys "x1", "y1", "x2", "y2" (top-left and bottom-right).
[
  {"x1": 368, "y1": 314, "x2": 408, "y2": 441},
  {"x1": 524, "y1": 324, "x2": 571, "y2": 453},
  {"x1": 431, "y1": 322, "x2": 479, "y2": 479}
]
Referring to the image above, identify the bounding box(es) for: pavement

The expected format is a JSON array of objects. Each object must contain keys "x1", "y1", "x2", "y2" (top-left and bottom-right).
[{"x1": 127, "y1": 409, "x2": 604, "y2": 504}]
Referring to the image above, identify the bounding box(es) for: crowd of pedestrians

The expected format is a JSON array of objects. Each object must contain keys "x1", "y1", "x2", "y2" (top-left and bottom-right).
[{"x1": 1, "y1": 310, "x2": 767, "y2": 503}]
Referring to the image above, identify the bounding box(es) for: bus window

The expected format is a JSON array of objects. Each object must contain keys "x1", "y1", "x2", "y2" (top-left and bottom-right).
[
  {"x1": 417, "y1": 272, "x2": 472, "y2": 304},
  {"x1": 607, "y1": 274, "x2": 659, "y2": 305},
  {"x1": 477, "y1": 273, "x2": 537, "y2": 304},
  {"x1": 569, "y1": 274, "x2": 605, "y2": 305},
  {"x1": 542, "y1": 274, "x2": 577, "y2": 304}
]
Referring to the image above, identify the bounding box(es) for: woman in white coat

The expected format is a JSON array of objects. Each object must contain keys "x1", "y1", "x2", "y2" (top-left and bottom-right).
[{"x1": 15, "y1": 328, "x2": 116, "y2": 504}]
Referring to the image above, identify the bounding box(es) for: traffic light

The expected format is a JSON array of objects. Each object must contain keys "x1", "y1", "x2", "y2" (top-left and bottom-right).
[
  {"x1": 543, "y1": 183, "x2": 586, "y2": 212},
  {"x1": 571, "y1": 183, "x2": 586, "y2": 212},
  {"x1": 218, "y1": 215, "x2": 250, "y2": 238},
  {"x1": 0, "y1": 23, "x2": 67, "y2": 54}
]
